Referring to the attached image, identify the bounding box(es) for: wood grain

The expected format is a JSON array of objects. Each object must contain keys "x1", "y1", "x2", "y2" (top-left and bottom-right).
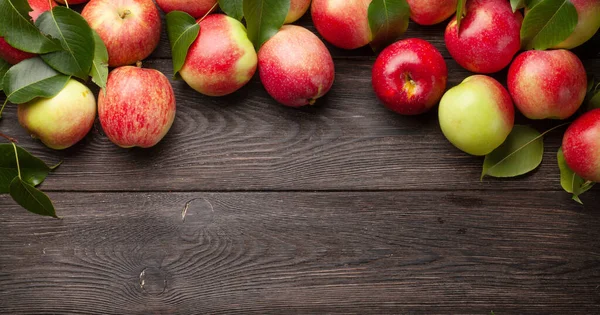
[
  {"x1": 1, "y1": 58, "x2": 599, "y2": 192},
  {"x1": 1, "y1": 191, "x2": 600, "y2": 314}
]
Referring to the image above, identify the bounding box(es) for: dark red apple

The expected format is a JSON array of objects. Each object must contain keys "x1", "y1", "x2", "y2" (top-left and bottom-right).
[{"x1": 372, "y1": 38, "x2": 447, "y2": 115}]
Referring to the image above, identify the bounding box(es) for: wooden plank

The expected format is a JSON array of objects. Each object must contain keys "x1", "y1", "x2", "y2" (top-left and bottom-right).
[
  {"x1": 1, "y1": 59, "x2": 599, "y2": 192},
  {"x1": 1, "y1": 191, "x2": 599, "y2": 314}
]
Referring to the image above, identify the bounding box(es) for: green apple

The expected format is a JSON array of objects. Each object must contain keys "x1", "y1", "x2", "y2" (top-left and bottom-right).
[
  {"x1": 438, "y1": 75, "x2": 515, "y2": 156},
  {"x1": 18, "y1": 79, "x2": 97, "y2": 150}
]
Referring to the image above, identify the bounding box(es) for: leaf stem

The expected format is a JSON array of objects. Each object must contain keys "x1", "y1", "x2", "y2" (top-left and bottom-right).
[
  {"x1": 12, "y1": 142, "x2": 21, "y2": 179},
  {"x1": 199, "y1": 2, "x2": 219, "y2": 23},
  {"x1": 0, "y1": 132, "x2": 18, "y2": 143},
  {"x1": 0, "y1": 98, "x2": 8, "y2": 119}
]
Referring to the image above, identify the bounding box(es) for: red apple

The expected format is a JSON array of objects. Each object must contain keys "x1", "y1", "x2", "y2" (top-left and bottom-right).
[
  {"x1": 407, "y1": 0, "x2": 457, "y2": 25},
  {"x1": 285, "y1": 0, "x2": 312, "y2": 24},
  {"x1": 55, "y1": 0, "x2": 88, "y2": 4},
  {"x1": 258, "y1": 25, "x2": 334, "y2": 107},
  {"x1": 82, "y1": 0, "x2": 161, "y2": 67},
  {"x1": 507, "y1": 50, "x2": 586, "y2": 120},
  {"x1": 553, "y1": 0, "x2": 600, "y2": 49},
  {"x1": 372, "y1": 38, "x2": 447, "y2": 115},
  {"x1": 562, "y1": 109, "x2": 600, "y2": 182},
  {"x1": 179, "y1": 14, "x2": 257, "y2": 97},
  {"x1": 155, "y1": 0, "x2": 217, "y2": 18},
  {"x1": 444, "y1": 0, "x2": 522, "y2": 74},
  {"x1": 18, "y1": 79, "x2": 96, "y2": 150},
  {"x1": 0, "y1": 0, "x2": 56, "y2": 64},
  {"x1": 311, "y1": 0, "x2": 372, "y2": 50},
  {"x1": 98, "y1": 66, "x2": 176, "y2": 148}
]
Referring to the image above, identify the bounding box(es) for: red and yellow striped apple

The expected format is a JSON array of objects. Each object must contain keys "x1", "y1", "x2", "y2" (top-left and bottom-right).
[
  {"x1": 258, "y1": 25, "x2": 335, "y2": 107},
  {"x1": 285, "y1": 0, "x2": 311, "y2": 24},
  {"x1": 180, "y1": 14, "x2": 256, "y2": 97},
  {"x1": 445, "y1": 0, "x2": 522, "y2": 74},
  {"x1": 372, "y1": 38, "x2": 447, "y2": 115},
  {"x1": 407, "y1": 0, "x2": 457, "y2": 25},
  {"x1": 82, "y1": 0, "x2": 161, "y2": 67},
  {"x1": 311, "y1": 0, "x2": 372, "y2": 50},
  {"x1": 438, "y1": 75, "x2": 515, "y2": 156},
  {"x1": 98, "y1": 66, "x2": 176, "y2": 148},
  {"x1": 0, "y1": 0, "x2": 56, "y2": 64},
  {"x1": 563, "y1": 109, "x2": 600, "y2": 182},
  {"x1": 18, "y1": 79, "x2": 96, "y2": 150},
  {"x1": 155, "y1": 0, "x2": 217, "y2": 18},
  {"x1": 507, "y1": 50, "x2": 587, "y2": 120}
]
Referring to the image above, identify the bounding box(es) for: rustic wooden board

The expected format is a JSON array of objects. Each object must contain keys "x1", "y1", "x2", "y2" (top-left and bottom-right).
[{"x1": 1, "y1": 191, "x2": 600, "y2": 314}]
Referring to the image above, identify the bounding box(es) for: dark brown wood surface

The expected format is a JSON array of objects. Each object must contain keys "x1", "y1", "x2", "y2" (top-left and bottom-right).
[{"x1": 1, "y1": 9, "x2": 599, "y2": 314}]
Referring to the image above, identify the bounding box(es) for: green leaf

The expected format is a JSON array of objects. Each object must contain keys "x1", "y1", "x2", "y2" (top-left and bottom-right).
[
  {"x1": 589, "y1": 91, "x2": 600, "y2": 110},
  {"x1": 557, "y1": 147, "x2": 595, "y2": 204},
  {"x1": 526, "y1": 0, "x2": 543, "y2": 9},
  {"x1": 90, "y1": 30, "x2": 108, "y2": 90},
  {"x1": 482, "y1": 125, "x2": 544, "y2": 179},
  {"x1": 10, "y1": 177, "x2": 57, "y2": 218},
  {"x1": 511, "y1": 0, "x2": 525, "y2": 12},
  {"x1": 36, "y1": 7, "x2": 95, "y2": 80},
  {"x1": 0, "y1": 144, "x2": 53, "y2": 193},
  {"x1": 0, "y1": 0, "x2": 60, "y2": 53},
  {"x1": 243, "y1": 0, "x2": 290, "y2": 50},
  {"x1": 368, "y1": 0, "x2": 411, "y2": 52},
  {"x1": 219, "y1": 0, "x2": 244, "y2": 21},
  {"x1": 456, "y1": 0, "x2": 466, "y2": 31},
  {"x1": 3, "y1": 57, "x2": 69, "y2": 104},
  {"x1": 520, "y1": 0, "x2": 578, "y2": 50},
  {"x1": 166, "y1": 11, "x2": 200, "y2": 79},
  {"x1": 0, "y1": 59, "x2": 10, "y2": 91}
]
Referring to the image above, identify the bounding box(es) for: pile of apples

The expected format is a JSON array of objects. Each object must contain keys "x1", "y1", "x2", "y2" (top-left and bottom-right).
[{"x1": 1, "y1": 0, "x2": 600, "y2": 185}]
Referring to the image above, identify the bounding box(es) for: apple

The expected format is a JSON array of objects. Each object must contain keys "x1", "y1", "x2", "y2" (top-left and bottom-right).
[
  {"x1": 562, "y1": 109, "x2": 600, "y2": 182},
  {"x1": 155, "y1": 0, "x2": 217, "y2": 18},
  {"x1": 18, "y1": 79, "x2": 96, "y2": 150},
  {"x1": 438, "y1": 75, "x2": 515, "y2": 156},
  {"x1": 553, "y1": 0, "x2": 600, "y2": 49},
  {"x1": 407, "y1": 0, "x2": 457, "y2": 25},
  {"x1": 285, "y1": 0, "x2": 312, "y2": 24},
  {"x1": 82, "y1": 0, "x2": 161, "y2": 67},
  {"x1": 179, "y1": 14, "x2": 256, "y2": 97},
  {"x1": 507, "y1": 50, "x2": 586, "y2": 120},
  {"x1": 444, "y1": 0, "x2": 522, "y2": 74},
  {"x1": 372, "y1": 38, "x2": 447, "y2": 115},
  {"x1": 55, "y1": 0, "x2": 88, "y2": 4},
  {"x1": 0, "y1": 0, "x2": 56, "y2": 64},
  {"x1": 98, "y1": 66, "x2": 176, "y2": 148},
  {"x1": 311, "y1": 0, "x2": 372, "y2": 50},
  {"x1": 258, "y1": 25, "x2": 334, "y2": 107}
]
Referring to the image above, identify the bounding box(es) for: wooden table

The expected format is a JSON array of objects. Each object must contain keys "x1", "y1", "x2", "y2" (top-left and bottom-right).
[{"x1": 1, "y1": 11, "x2": 600, "y2": 314}]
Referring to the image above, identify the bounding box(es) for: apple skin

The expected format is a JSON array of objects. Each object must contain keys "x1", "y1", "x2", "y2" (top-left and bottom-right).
[
  {"x1": 258, "y1": 25, "x2": 335, "y2": 107},
  {"x1": 155, "y1": 0, "x2": 217, "y2": 18},
  {"x1": 553, "y1": 0, "x2": 600, "y2": 49},
  {"x1": 0, "y1": 0, "x2": 56, "y2": 64},
  {"x1": 438, "y1": 75, "x2": 515, "y2": 156},
  {"x1": 507, "y1": 50, "x2": 586, "y2": 120},
  {"x1": 311, "y1": 0, "x2": 372, "y2": 50},
  {"x1": 444, "y1": 0, "x2": 522, "y2": 74},
  {"x1": 82, "y1": 0, "x2": 161, "y2": 67},
  {"x1": 285, "y1": 0, "x2": 312, "y2": 24},
  {"x1": 18, "y1": 79, "x2": 96, "y2": 150},
  {"x1": 180, "y1": 14, "x2": 257, "y2": 97},
  {"x1": 372, "y1": 38, "x2": 447, "y2": 115},
  {"x1": 407, "y1": 0, "x2": 457, "y2": 25},
  {"x1": 563, "y1": 109, "x2": 600, "y2": 182},
  {"x1": 98, "y1": 66, "x2": 176, "y2": 149}
]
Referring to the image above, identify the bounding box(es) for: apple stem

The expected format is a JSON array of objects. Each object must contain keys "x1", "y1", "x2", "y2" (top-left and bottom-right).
[
  {"x1": 120, "y1": 9, "x2": 132, "y2": 19},
  {"x1": 63, "y1": 0, "x2": 69, "y2": 8},
  {"x1": 0, "y1": 132, "x2": 18, "y2": 144},
  {"x1": 308, "y1": 98, "x2": 316, "y2": 105},
  {"x1": 199, "y1": 2, "x2": 219, "y2": 23},
  {"x1": 11, "y1": 142, "x2": 21, "y2": 180},
  {"x1": 136, "y1": 61, "x2": 143, "y2": 68}
]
